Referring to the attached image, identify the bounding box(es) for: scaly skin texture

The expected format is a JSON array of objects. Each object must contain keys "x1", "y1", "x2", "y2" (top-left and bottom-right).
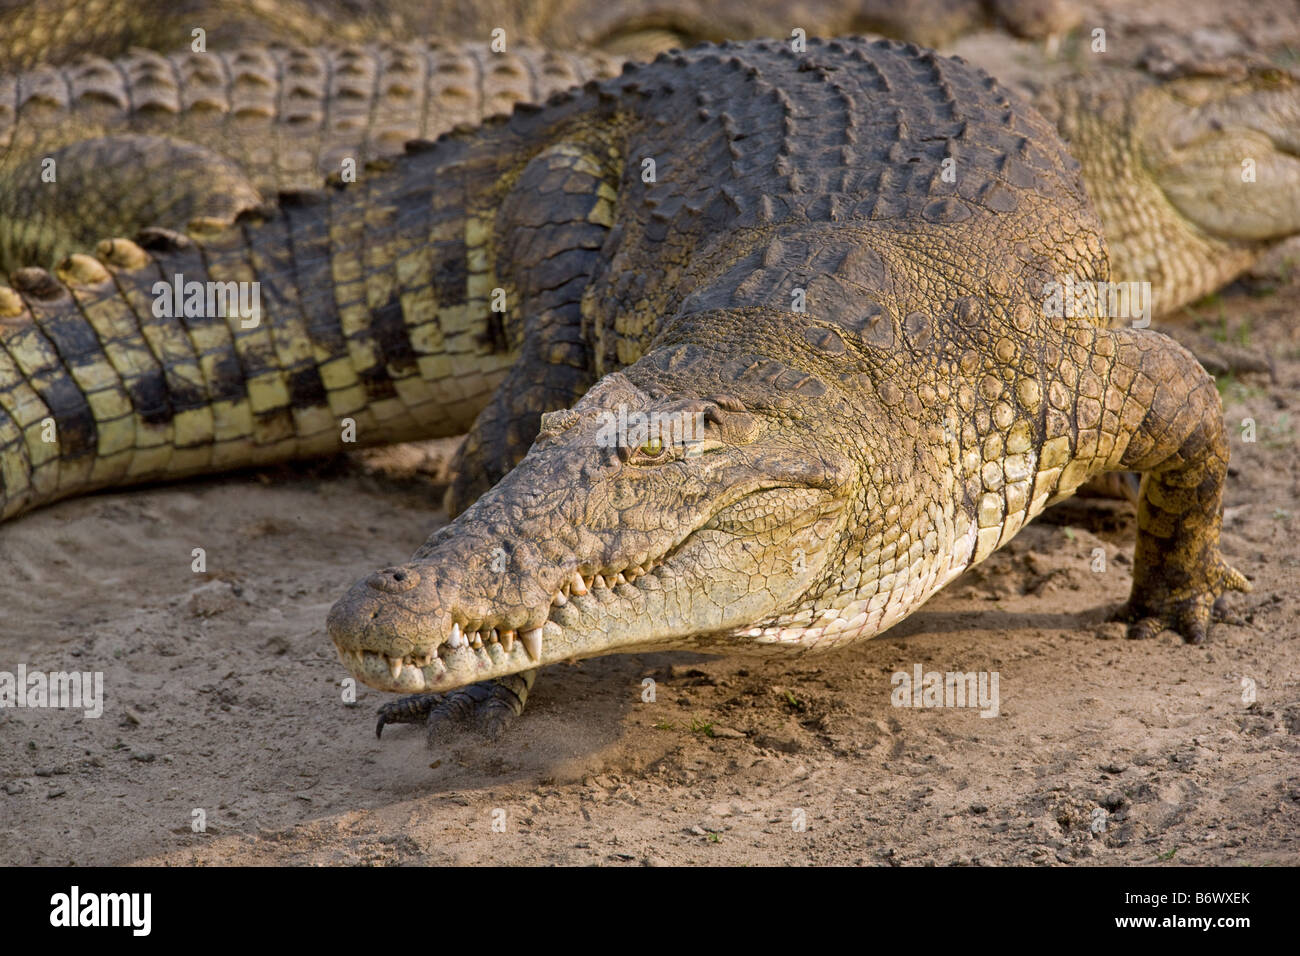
[
  {"x1": 0, "y1": 0, "x2": 401, "y2": 72},
  {"x1": 0, "y1": 41, "x2": 624, "y2": 272},
  {"x1": 0, "y1": 89, "x2": 601, "y2": 519},
  {"x1": 0, "y1": 38, "x2": 1251, "y2": 741},
  {"x1": 5, "y1": 40, "x2": 1297, "y2": 320},
  {"x1": 1, "y1": 0, "x2": 1078, "y2": 72},
  {"x1": 1037, "y1": 61, "x2": 1300, "y2": 315}
]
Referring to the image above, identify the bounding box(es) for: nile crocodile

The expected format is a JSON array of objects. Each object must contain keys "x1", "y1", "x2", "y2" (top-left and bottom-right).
[
  {"x1": 0, "y1": 38, "x2": 1250, "y2": 742},
  {"x1": 4, "y1": 41, "x2": 1297, "y2": 326}
]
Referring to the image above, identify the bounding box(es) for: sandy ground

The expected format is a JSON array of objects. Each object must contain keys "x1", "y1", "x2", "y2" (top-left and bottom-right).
[
  {"x1": 2, "y1": 4, "x2": 1299, "y2": 866},
  {"x1": 1, "y1": 277, "x2": 1295, "y2": 866}
]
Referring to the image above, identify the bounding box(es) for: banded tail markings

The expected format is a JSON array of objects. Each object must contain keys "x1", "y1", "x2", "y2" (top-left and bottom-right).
[
  {"x1": 8, "y1": 272, "x2": 107, "y2": 497},
  {"x1": 46, "y1": 243, "x2": 178, "y2": 483},
  {"x1": 132, "y1": 232, "x2": 253, "y2": 471},
  {"x1": 106, "y1": 246, "x2": 218, "y2": 479},
  {"x1": 191, "y1": 219, "x2": 298, "y2": 464},
  {"x1": 325, "y1": 158, "x2": 415, "y2": 445},
  {"x1": 359, "y1": 160, "x2": 431, "y2": 424},
  {"x1": 237, "y1": 211, "x2": 338, "y2": 459},
  {"x1": 0, "y1": 293, "x2": 62, "y2": 510},
  {"x1": 279, "y1": 193, "x2": 373, "y2": 428}
]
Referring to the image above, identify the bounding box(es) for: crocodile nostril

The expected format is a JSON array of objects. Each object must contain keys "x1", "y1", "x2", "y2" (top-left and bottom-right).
[{"x1": 365, "y1": 566, "x2": 421, "y2": 593}]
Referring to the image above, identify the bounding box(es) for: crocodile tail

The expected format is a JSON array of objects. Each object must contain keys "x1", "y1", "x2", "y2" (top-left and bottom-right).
[
  {"x1": 0, "y1": 60, "x2": 607, "y2": 522},
  {"x1": 0, "y1": 179, "x2": 510, "y2": 522}
]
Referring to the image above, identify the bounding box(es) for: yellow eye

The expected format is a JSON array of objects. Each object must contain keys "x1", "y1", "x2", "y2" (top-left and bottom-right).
[{"x1": 640, "y1": 436, "x2": 664, "y2": 457}]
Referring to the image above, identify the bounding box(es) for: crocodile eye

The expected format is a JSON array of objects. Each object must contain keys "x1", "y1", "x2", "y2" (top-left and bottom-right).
[{"x1": 639, "y1": 436, "x2": 665, "y2": 458}]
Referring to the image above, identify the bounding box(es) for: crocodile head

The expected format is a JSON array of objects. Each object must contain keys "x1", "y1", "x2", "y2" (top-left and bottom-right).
[
  {"x1": 1139, "y1": 63, "x2": 1300, "y2": 243},
  {"x1": 1037, "y1": 61, "x2": 1300, "y2": 312},
  {"x1": 327, "y1": 339, "x2": 862, "y2": 694}
]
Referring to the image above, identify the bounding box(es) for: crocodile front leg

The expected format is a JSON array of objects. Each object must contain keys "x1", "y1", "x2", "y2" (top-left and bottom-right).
[
  {"x1": 376, "y1": 669, "x2": 537, "y2": 744},
  {"x1": 444, "y1": 141, "x2": 616, "y2": 516},
  {"x1": 1055, "y1": 324, "x2": 1250, "y2": 642}
]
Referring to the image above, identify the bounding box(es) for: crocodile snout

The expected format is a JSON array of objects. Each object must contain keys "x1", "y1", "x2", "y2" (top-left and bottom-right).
[
  {"x1": 327, "y1": 563, "x2": 450, "y2": 655},
  {"x1": 327, "y1": 566, "x2": 458, "y2": 692}
]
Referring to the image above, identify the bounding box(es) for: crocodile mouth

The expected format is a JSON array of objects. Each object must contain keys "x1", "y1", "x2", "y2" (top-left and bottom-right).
[{"x1": 330, "y1": 551, "x2": 674, "y2": 693}]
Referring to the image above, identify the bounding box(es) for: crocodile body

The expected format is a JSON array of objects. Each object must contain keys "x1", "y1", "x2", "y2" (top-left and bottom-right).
[
  {"x1": 0, "y1": 96, "x2": 553, "y2": 518},
  {"x1": 0, "y1": 38, "x2": 1251, "y2": 742},
  {"x1": 1039, "y1": 63, "x2": 1300, "y2": 313},
  {"x1": 318, "y1": 40, "x2": 1248, "y2": 714}
]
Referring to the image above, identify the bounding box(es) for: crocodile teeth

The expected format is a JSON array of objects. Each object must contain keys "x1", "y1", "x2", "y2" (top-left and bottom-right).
[
  {"x1": 569, "y1": 571, "x2": 588, "y2": 596},
  {"x1": 553, "y1": 590, "x2": 567, "y2": 606},
  {"x1": 448, "y1": 622, "x2": 466, "y2": 648},
  {"x1": 471, "y1": 631, "x2": 483, "y2": 648},
  {"x1": 613, "y1": 571, "x2": 627, "y2": 585},
  {"x1": 521, "y1": 627, "x2": 543, "y2": 662},
  {"x1": 594, "y1": 574, "x2": 607, "y2": 589},
  {"x1": 500, "y1": 630, "x2": 515, "y2": 653},
  {"x1": 388, "y1": 655, "x2": 402, "y2": 679}
]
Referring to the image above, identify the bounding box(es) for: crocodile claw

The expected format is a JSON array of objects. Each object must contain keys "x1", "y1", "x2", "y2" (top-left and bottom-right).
[
  {"x1": 1113, "y1": 561, "x2": 1251, "y2": 644},
  {"x1": 375, "y1": 694, "x2": 438, "y2": 738},
  {"x1": 374, "y1": 670, "x2": 538, "y2": 745}
]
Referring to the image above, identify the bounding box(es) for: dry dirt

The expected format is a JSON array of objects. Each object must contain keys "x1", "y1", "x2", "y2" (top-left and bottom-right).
[{"x1": 1, "y1": 5, "x2": 1299, "y2": 866}]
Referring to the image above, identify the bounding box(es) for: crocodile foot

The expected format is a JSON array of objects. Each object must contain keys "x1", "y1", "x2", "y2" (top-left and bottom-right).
[
  {"x1": 375, "y1": 669, "x2": 537, "y2": 744},
  {"x1": 1113, "y1": 556, "x2": 1251, "y2": 644}
]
